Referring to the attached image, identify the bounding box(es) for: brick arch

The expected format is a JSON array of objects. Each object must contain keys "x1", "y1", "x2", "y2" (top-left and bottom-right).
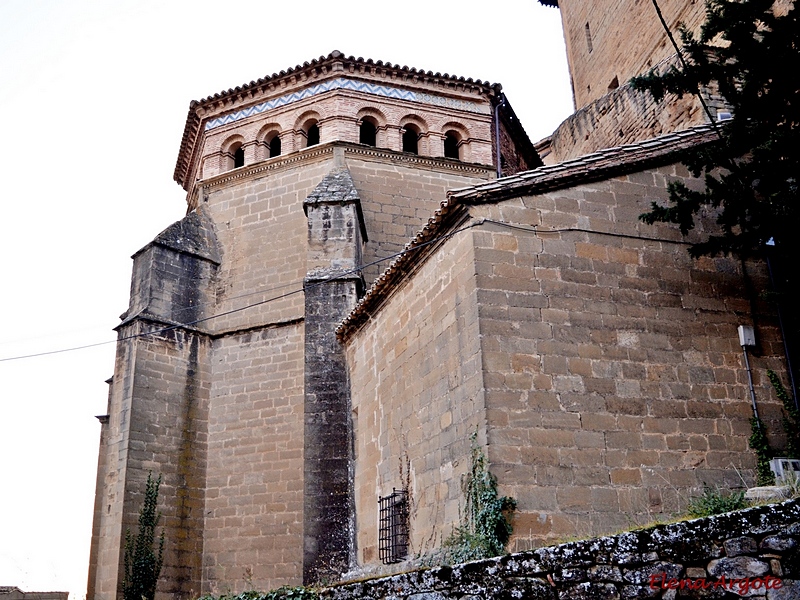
[
  {"x1": 256, "y1": 123, "x2": 283, "y2": 160},
  {"x1": 398, "y1": 114, "x2": 428, "y2": 133},
  {"x1": 221, "y1": 133, "x2": 246, "y2": 154},
  {"x1": 440, "y1": 121, "x2": 471, "y2": 162},
  {"x1": 294, "y1": 110, "x2": 323, "y2": 149},
  {"x1": 220, "y1": 134, "x2": 247, "y2": 172},
  {"x1": 355, "y1": 107, "x2": 387, "y2": 147},
  {"x1": 355, "y1": 106, "x2": 388, "y2": 128},
  {"x1": 399, "y1": 115, "x2": 429, "y2": 155}
]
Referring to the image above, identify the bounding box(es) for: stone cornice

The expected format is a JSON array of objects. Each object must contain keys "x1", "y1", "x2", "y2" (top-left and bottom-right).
[
  {"x1": 189, "y1": 142, "x2": 495, "y2": 210},
  {"x1": 341, "y1": 144, "x2": 494, "y2": 176}
]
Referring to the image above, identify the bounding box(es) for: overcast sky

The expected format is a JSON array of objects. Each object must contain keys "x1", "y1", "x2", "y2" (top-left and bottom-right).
[{"x1": 0, "y1": 2, "x2": 572, "y2": 597}]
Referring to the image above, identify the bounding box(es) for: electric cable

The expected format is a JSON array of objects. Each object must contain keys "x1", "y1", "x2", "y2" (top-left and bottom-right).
[{"x1": 0, "y1": 220, "x2": 479, "y2": 363}]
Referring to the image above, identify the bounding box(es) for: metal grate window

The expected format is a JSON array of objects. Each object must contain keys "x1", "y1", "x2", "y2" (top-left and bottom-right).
[{"x1": 378, "y1": 489, "x2": 409, "y2": 564}]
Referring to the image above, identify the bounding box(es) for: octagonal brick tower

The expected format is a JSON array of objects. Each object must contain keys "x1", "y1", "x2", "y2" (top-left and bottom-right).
[{"x1": 88, "y1": 50, "x2": 538, "y2": 599}]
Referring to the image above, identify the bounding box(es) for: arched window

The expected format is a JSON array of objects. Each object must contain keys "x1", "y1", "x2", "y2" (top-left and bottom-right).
[
  {"x1": 402, "y1": 125, "x2": 419, "y2": 154},
  {"x1": 359, "y1": 120, "x2": 377, "y2": 146},
  {"x1": 269, "y1": 135, "x2": 282, "y2": 157},
  {"x1": 233, "y1": 145, "x2": 245, "y2": 168},
  {"x1": 444, "y1": 131, "x2": 460, "y2": 160},
  {"x1": 306, "y1": 123, "x2": 320, "y2": 147}
]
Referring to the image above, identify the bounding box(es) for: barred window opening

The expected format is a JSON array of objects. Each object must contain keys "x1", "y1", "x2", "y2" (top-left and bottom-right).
[{"x1": 378, "y1": 489, "x2": 408, "y2": 564}]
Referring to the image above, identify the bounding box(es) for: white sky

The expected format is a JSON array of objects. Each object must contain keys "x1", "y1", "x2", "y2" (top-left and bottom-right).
[{"x1": 0, "y1": 2, "x2": 572, "y2": 598}]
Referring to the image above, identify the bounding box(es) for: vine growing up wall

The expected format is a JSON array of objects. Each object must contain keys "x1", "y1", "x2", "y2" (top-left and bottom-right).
[
  {"x1": 123, "y1": 472, "x2": 165, "y2": 600},
  {"x1": 441, "y1": 433, "x2": 516, "y2": 564},
  {"x1": 749, "y1": 370, "x2": 800, "y2": 486}
]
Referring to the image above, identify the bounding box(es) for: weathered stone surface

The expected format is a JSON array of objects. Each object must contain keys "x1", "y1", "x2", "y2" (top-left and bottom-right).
[
  {"x1": 685, "y1": 567, "x2": 707, "y2": 579},
  {"x1": 767, "y1": 579, "x2": 800, "y2": 600},
  {"x1": 745, "y1": 487, "x2": 792, "y2": 502},
  {"x1": 623, "y1": 562, "x2": 683, "y2": 586},
  {"x1": 588, "y1": 566, "x2": 623, "y2": 583},
  {"x1": 563, "y1": 582, "x2": 620, "y2": 599},
  {"x1": 322, "y1": 499, "x2": 799, "y2": 600},
  {"x1": 707, "y1": 556, "x2": 770, "y2": 579},
  {"x1": 619, "y1": 585, "x2": 659, "y2": 599},
  {"x1": 303, "y1": 170, "x2": 366, "y2": 583},
  {"x1": 724, "y1": 536, "x2": 758, "y2": 557},
  {"x1": 760, "y1": 535, "x2": 796, "y2": 552}
]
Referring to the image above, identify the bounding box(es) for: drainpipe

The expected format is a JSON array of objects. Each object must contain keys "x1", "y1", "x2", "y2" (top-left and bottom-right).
[
  {"x1": 493, "y1": 93, "x2": 504, "y2": 179},
  {"x1": 739, "y1": 325, "x2": 761, "y2": 426}
]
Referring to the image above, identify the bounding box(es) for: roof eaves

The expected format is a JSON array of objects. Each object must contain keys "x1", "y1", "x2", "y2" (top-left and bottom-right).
[{"x1": 451, "y1": 124, "x2": 720, "y2": 204}]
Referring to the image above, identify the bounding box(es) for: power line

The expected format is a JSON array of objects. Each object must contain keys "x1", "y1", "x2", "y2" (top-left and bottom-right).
[{"x1": 0, "y1": 221, "x2": 479, "y2": 363}]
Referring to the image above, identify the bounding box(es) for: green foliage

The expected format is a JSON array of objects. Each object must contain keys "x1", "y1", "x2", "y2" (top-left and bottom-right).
[
  {"x1": 197, "y1": 587, "x2": 318, "y2": 600},
  {"x1": 632, "y1": 0, "x2": 800, "y2": 260},
  {"x1": 686, "y1": 486, "x2": 747, "y2": 518},
  {"x1": 441, "y1": 434, "x2": 516, "y2": 563},
  {"x1": 123, "y1": 473, "x2": 165, "y2": 600},
  {"x1": 768, "y1": 369, "x2": 800, "y2": 458},
  {"x1": 749, "y1": 417, "x2": 776, "y2": 486}
]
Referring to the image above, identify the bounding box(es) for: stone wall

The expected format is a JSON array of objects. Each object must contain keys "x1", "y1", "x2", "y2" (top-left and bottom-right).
[
  {"x1": 321, "y1": 498, "x2": 800, "y2": 600},
  {"x1": 342, "y1": 154, "x2": 788, "y2": 565},
  {"x1": 202, "y1": 322, "x2": 305, "y2": 593},
  {"x1": 345, "y1": 226, "x2": 487, "y2": 565},
  {"x1": 556, "y1": 0, "x2": 706, "y2": 110},
  {"x1": 541, "y1": 83, "x2": 706, "y2": 165},
  {"x1": 345, "y1": 148, "x2": 493, "y2": 286},
  {"x1": 89, "y1": 326, "x2": 212, "y2": 600},
  {"x1": 469, "y1": 162, "x2": 786, "y2": 548}
]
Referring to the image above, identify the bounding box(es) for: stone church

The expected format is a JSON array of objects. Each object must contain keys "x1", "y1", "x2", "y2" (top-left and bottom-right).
[{"x1": 88, "y1": 1, "x2": 791, "y2": 598}]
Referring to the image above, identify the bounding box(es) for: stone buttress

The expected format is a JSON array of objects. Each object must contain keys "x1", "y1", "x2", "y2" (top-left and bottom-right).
[
  {"x1": 302, "y1": 163, "x2": 366, "y2": 583},
  {"x1": 88, "y1": 210, "x2": 219, "y2": 600}
]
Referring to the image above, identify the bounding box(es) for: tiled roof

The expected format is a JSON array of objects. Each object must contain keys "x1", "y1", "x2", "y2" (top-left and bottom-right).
[
  {"x1": 448, "y1": 124, "x2": 720, "y2": 203},
  {"x1": 174, "y1": 51, "x2": 502, "y2": 188},
  {"x1": 336, "y1": 124, "x2": 721, "y2": 341}
]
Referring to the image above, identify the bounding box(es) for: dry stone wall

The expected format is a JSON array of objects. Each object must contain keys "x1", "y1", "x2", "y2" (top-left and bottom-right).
[{"x1": 322, "y1": 498, "x2": 800, "y2": 600}]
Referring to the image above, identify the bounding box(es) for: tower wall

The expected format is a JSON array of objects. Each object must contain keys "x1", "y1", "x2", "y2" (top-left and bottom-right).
[
  {"x1": 89, "y1": 324, "x2": 212, "y2": 600},
  {"x1": 557, "y1": 0, "x2": 706, "y2": 111},
  {"x1": 202, "y1": 323, "x2": 305, "y2": 592}
]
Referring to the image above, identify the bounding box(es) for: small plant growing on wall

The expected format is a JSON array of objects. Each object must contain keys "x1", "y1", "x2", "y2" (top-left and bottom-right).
[
  {"x1": 747, "y1": 371, "x2": 800, "y2": 487},
  {"x1": 442, "y1": 432, "x2": 516, "y2": 563},
  {"x1": 749, "y1": 416, "x2": 776, "y2": 487},
  {"x1": 686, "y1": 486, "x2": 747, "y2": 518},
  {"x1": 123, "y1": 472, "x2": 165, "y2": 600},
  {"x1": 768, "y1": 370, "x2": 800, "y2": 459},
  {"x1": 197, "y1": 588, "x2": 318, "y2": 600}
]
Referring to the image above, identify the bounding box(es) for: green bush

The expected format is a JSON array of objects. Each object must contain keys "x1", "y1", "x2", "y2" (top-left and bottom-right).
[
  {"x1": 686, "y1": 487, "x2": 747, "y2": 518},
  {"x1": 197, "y1": 587, "x2": 318, "y2": 600}
]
